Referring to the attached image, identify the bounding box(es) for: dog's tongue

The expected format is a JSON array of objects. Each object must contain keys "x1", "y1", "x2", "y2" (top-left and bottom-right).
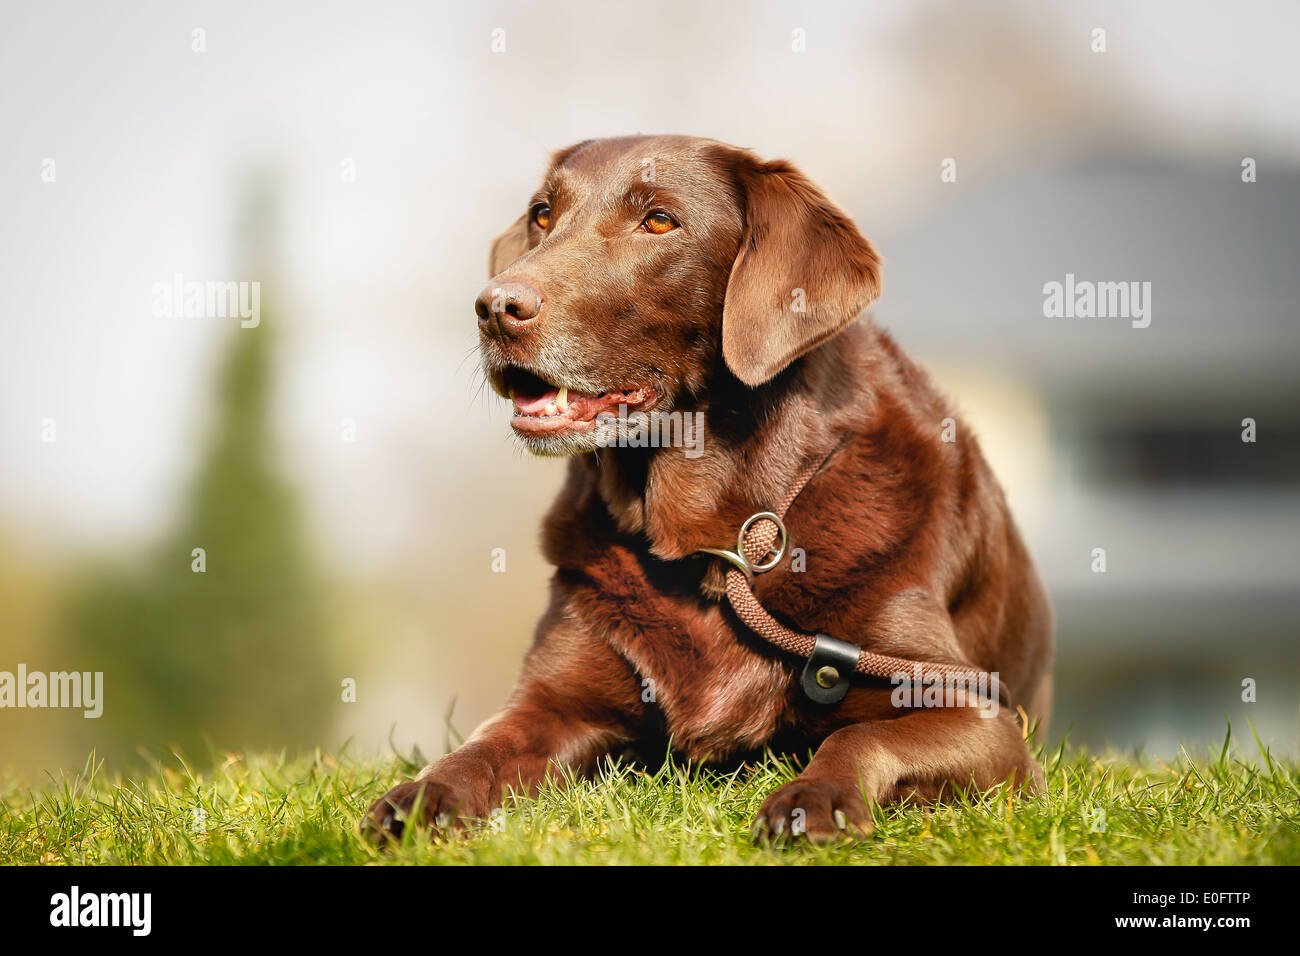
[{"x1": 513, "y1": 387, "x2": 559, "y2": 415}]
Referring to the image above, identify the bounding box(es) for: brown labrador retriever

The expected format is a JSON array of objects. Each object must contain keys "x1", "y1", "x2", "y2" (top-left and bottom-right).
[{"x1": 364, "y1": 135, "x2": 1053, "y2": 843}]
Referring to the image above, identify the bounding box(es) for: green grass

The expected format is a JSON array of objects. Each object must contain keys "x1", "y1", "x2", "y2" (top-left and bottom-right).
[{"x1": 3, "y1": 729, "x2": 1297, "y2": 865}]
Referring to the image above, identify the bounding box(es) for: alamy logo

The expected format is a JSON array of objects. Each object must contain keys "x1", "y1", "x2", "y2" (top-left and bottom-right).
[
  {"x1": 50, "y1": 886, "x2": 151, "y2": 936},
  {"x1": 889, "y1": 664, "x2": 1000, "y2": 718},
  {"x1": 0, "y1": 665, "x2": 103, "y2": 718},
  {"x1": 151, "y1": 273, "x2": 261, "y2": 328},
  {"x1": 594, "y1": 407, "x2": 705, "y2": 458},
  {"x1": 1042, "y1": 273, "x2": 1151, "y2": 328}
]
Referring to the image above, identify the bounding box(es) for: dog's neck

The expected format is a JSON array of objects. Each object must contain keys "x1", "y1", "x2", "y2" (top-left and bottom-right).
[{"x1": 583, "y1": 322, "x2": 879, "y2": 566}]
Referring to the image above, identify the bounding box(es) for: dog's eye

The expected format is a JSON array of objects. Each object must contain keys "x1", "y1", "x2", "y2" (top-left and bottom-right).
[
  {"x1": 642, "y1": 211, "x2": 677, "y2": 235},
  {"x1": 531, "y1": 203, "x2": 551, "y2": 230}
]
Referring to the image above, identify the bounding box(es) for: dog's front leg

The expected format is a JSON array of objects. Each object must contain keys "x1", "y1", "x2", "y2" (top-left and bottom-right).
[
  {"x1": 754, "y1": 704, "x2": 1042, "y2": 843},
  {"x1": 363, "y1": 621, "x2": 643, "y2": 843}
]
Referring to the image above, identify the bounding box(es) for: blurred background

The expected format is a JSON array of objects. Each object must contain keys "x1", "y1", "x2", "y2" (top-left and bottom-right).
[{"x1": 2, "y1": 0, "x2": 1297, "y2": 782}]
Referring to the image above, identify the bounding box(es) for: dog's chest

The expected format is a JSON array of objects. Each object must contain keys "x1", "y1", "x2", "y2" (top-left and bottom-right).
[{"x1": 602, "y1": 595, "x2": 793, "y2": 760}]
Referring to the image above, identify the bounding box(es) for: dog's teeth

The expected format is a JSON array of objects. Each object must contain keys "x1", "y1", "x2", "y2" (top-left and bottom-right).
[
  {"x1": 544, "y1": 403, "x2": 558, "y2": 416},
  {"x1": 557, "y1": 386, "x2": 568, "y2": 412},
  {"x1": 507, "y1": 387, "x2": 523, "y2": 414}
]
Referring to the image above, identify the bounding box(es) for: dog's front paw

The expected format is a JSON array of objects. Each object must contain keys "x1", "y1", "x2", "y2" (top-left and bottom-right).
[
  {"x1": 753, "y1": 776, "x2": 873, "y2": 845},
  {"x1": 1018, "y1": 756, "x2": 1047, "y2": 796},
  {"x1": 361, "y1": 775, "x2": 487, "y2": 845}
]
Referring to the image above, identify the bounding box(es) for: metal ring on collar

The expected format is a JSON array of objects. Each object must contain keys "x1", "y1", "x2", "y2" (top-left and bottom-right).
[
  {"x1": 738, "y1": 511, "x2": 787, "y2": 573},
  {"x1": 696, "y1": 546, "x2": 753, "y2": 578}
]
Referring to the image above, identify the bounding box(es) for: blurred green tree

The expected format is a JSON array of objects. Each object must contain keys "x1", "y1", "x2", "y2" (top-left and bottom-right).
[{"x1": 59, "y1": 177, "x2": 333, "y2": 766}]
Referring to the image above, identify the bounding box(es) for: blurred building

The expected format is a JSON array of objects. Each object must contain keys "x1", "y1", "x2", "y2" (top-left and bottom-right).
[{"x1": 880, "y1": 156, "x2": 1300, "y2": 752}]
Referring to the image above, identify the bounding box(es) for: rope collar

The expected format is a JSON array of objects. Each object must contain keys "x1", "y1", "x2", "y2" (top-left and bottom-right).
[{"x1": 695, "y1": 446, "x2": 1009, "y2": 707}]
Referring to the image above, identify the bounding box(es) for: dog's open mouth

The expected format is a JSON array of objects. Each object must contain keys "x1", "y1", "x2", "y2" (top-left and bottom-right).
[{"x1": 497, "y1": 365, "x2": 657, "y2": 435}]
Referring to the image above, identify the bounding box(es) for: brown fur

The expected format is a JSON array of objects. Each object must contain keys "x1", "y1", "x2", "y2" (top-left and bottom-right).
[{"x1": 364, "y1": 136, "x2": 1053, "y2": 844}]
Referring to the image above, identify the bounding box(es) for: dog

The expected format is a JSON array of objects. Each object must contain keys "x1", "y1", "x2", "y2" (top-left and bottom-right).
[{"x1": 364, "y1": 135, "x2": 1053, "y2": 844}]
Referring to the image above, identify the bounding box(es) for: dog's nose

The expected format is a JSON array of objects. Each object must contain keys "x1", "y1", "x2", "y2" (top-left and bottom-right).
[{"x1": 475, "y1": 281, "x2": 542, "y2": 338}]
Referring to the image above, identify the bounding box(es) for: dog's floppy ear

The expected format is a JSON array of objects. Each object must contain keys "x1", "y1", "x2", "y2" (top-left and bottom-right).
[
  {"x1": 721, "y1": 156, "x2": 881, "y2": 386},
  {"x1": 488, "y1": 213, "x2": 529, "y2": 278}
]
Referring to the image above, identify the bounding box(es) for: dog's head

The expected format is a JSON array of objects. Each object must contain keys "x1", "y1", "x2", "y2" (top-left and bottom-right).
[{"x1": 476, "y1": 135, "x2": 881, "y2": 455}]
